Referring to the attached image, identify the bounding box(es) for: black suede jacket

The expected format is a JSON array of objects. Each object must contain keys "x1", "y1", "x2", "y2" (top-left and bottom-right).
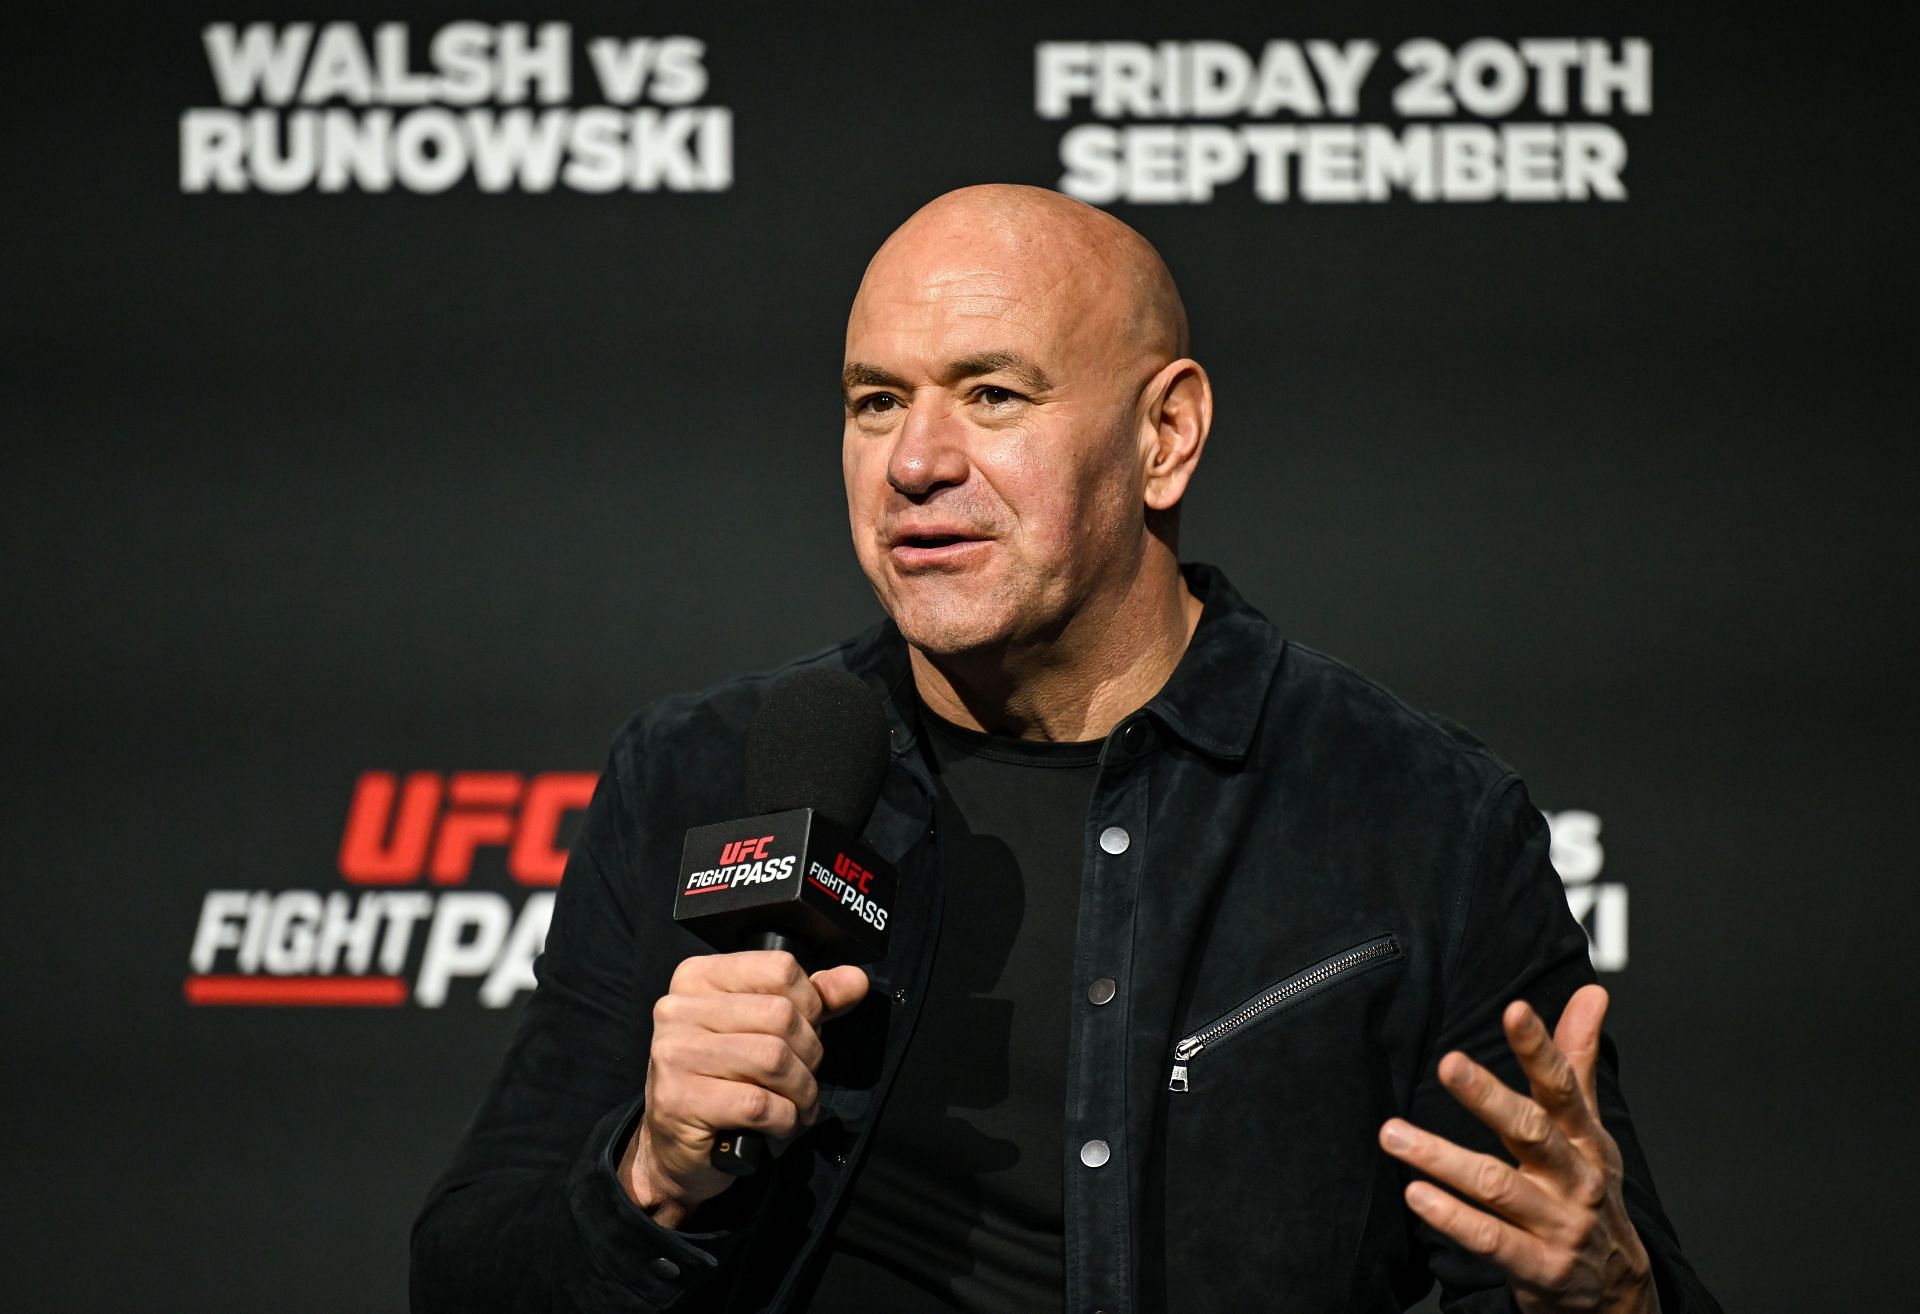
[{"x1": 412, "y1": 565, "x2": 1720, "y2": 1314}]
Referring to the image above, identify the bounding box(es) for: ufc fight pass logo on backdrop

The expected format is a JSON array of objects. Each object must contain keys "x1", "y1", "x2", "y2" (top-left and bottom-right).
[
  {"x1": 183, "y1": 770, "x2": 594, "y2": 1008},
  {"x1": 182, "y1": 781, "x2": 1626, "y2": 1008}
]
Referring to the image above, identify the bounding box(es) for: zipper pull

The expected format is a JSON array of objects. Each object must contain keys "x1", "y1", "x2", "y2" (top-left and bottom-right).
[{"x1": 1167, "y1": 1036, "x2": 1203, "y2": 1092}]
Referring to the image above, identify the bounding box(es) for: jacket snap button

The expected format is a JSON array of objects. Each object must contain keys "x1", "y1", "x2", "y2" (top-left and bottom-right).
[
  {"x1": 1122, "y1": 720, "x2": 1147, "y2": 752},
  {"x1": 1079, "y1": 1139, "x2": 1111, "y2": 1167},
  {"x1": 1099, "y1": 826, "x2": 1130, "y2": 855},
  {"x1": 1087, "y1": 977, "x2": 1117, "y2": 1006},
  {"x1": 892, "y1": 988, "x2": 908, "y2": 1005}
]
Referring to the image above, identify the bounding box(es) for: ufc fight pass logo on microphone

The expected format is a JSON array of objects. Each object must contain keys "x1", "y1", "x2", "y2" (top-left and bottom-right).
[{"x1": 673, "y1": 809, "x2": 895, "y2": 960}]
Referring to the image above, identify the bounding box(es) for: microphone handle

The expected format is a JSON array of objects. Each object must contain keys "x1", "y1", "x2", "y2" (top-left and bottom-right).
[{"x1": 709, "y1": 929, "x2": 808, "y2": 1177}]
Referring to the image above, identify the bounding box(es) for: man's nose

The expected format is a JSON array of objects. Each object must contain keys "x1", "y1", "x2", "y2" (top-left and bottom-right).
[{"x1": 886, "y1": 400, "x2": 970, "y2": 498}]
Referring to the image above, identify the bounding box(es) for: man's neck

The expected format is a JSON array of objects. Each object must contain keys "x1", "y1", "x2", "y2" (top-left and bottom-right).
[{"x1": 908, "y1": 564, "x2": 1204, "y2": 743}]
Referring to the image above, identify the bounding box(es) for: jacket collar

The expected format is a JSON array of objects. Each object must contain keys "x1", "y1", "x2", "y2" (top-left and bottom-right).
[
  {"x1": 1143, "y1": 563, "x2": 1287, "y2": 763},
  {"x1": 838, "y1": 562, "x2": 1286, "y2": 765}
]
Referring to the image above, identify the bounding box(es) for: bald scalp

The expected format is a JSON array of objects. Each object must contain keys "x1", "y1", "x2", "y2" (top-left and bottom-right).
[{"x1": 854, "y1": 183, "x2": 1189, "y2": 365}]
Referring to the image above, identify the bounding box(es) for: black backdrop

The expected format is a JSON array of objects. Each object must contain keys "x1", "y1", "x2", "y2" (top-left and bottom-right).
[{"x1": 5, "y1": 3, "x2": 1913, "y2": 1310}]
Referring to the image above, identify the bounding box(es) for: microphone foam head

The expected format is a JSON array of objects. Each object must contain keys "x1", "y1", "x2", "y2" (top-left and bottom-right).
[{"x1": 746, "y1": 668, "x2": 891, "y2": 832}]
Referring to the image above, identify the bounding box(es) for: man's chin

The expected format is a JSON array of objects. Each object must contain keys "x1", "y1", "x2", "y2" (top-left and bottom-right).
[
  {"x1": 892, "y1": 612, "x2": 1009, "y2": 660},
  {"x1": 883, "y1": 592, "x2": 1017, "y2": 660}
]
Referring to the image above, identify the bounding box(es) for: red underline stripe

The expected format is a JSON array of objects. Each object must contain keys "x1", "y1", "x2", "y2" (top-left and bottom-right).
[
  {"x1": 682, "y1": 883, "x2": 733, "y2": 895},
  {"x1": 184, "y1": 975, "x2": 409, "y2": 1006}
]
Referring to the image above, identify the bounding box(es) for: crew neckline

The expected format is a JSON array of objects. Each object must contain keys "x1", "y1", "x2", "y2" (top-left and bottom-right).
[{"x1": 919, "y1": 704, "x2": 1105, "y2": 768}]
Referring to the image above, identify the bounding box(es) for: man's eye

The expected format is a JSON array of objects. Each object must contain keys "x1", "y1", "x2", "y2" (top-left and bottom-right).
[
  {"x1": 977, "y1": 386, "x2": 1019, "y2": 406},
  {"x1": 856, "y1": 394, "x2": 899, "y2": 414}
]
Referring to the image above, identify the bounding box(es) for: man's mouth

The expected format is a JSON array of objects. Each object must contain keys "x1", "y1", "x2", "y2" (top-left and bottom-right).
[{"x1": 888, "y1": 529, "x2": 992, "y2": 566}]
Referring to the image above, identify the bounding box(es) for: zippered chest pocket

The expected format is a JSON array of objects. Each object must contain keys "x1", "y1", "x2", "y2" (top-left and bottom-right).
[{"x1": 1169, "y1": 934, "x2": 1403, "y2": 1092}]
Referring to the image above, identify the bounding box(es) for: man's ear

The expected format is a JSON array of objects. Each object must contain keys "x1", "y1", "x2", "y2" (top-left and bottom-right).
[{"x1": 1140, "y1": 358, "x2": 1213, "y2": 512}]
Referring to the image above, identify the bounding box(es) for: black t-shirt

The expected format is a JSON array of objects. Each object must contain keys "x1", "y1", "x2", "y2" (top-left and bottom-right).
[{"x1": 807, "y1": 709, "x2": 1100, "y2": 1311}]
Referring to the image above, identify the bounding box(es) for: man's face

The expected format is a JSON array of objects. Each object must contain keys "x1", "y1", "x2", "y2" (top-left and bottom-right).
[{"x1": 841, "y1": 224, "x2": 1152, "y2": 657}]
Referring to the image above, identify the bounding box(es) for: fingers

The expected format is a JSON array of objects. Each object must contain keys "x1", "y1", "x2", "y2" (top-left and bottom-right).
[
  {"x1": 651, "y1": 1034, "x2": 819, "y2": 1133},
  {"x1": 1505, "y1": 993, "x2": 1617, "y2": 1173},
  {"x1": 685, "y1": 1074, "x2": 805, "y2": 1138},
  {"x1": 1385, "y1": 993, "x2": 1643, "y2": 1304},
  {"x1": 1548, "y1": 984, "x2": 1609, "y2": 1111},
  {"x1": 671, "y1": 949, "x2": 824, "y2": 1025},
  {"x1": 1402, "y1": 1181, "x2": 1568, "y2": 1290},
  {"x1": 647, "y1": 951, "x2": 837, "y2": 1149},
  {"x1": 629, "y1": 1064, "x2": 808, "y2": 1220},
  {"x1": 630, "y1": 1053, "x2": 812, "y2": 1219},
  {"x1": 1502, "y1": 1002, "x2": 1594, "y2": 1135},
  {"x1": 632, "y1": 950, "x2": 845, "y2": 1217},
  {"x1": 1436, "y1": 1050, "x2": 1588, "y2": 1182},
  {"x1": 654, "y1": 990, "x2": 826, "y2": 1071},
  {"x1": 648, "y1": 954, "x2": 875, "y2": 1126},
  {"x1": 1379, "y1": 1119, "x2": 1564, "y2": 1234}
]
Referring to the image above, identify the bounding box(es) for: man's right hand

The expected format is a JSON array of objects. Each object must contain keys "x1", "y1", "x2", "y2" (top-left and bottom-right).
[{"x1": 617, "y1": 951, "x2": 870, "y2": 1228}]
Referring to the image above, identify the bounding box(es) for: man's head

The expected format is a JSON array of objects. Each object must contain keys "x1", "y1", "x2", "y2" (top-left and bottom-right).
[{"x1": 841, "y1": 184, "x2": 1211, "y2": 662}]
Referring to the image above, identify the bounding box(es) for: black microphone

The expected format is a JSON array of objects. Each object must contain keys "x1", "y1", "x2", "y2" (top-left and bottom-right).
[{"x1": 671, "y1": 668, "x2": 898, "y2": 1176}]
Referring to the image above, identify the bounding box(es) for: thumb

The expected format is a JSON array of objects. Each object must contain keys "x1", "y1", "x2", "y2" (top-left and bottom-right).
[{"x1": 811, "y1": 964, "x2": 872, "y2": 1021}]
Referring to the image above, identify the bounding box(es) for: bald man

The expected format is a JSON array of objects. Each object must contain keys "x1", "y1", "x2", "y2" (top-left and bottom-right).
[{"x1": 413, "y1": 187, "x2": 1719, "y2": 1313}]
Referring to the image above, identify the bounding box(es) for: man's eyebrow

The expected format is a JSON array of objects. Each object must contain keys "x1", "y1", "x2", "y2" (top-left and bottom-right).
[
  {"x1": 840, "y1": 354, "x2": 1056, "y2": 398},
  {"x1": 842, "y1": 362, "x2": 910, "y2": 395},
  {"x1": 946, "y1": 352, "x2": 1053, "y2": 393}
]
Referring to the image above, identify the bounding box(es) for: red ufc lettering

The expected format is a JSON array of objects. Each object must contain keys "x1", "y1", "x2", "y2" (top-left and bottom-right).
[
  {"x1": 719, "y1": 835, "x2": 775, "y2": 865},
  {"x1": 339, "y1": 770, "x2": 597, "y2": 886},
  {"x1": 428, "y1": 773, "x2": 522, "y2": 885},
  {"x1": 338, "y1": 772, "x2": 442, "y2": 884},
  {"x1": 832, "y1": 852, "x2": 872, "y2": 892}
]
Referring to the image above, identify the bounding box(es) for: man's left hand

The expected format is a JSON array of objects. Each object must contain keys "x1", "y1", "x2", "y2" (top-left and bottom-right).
[{"x1": 1378, "y1": 984, "x2": 1660, "y2": 1314}]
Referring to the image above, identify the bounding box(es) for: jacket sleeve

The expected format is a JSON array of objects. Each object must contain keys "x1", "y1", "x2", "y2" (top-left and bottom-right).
[
  {"x1": 408, "y1": 736, "x2": 770, "y2": 1313},
  {"x1": 1416, "y1": 779, "x2": 1722, "y2": 1314}
]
